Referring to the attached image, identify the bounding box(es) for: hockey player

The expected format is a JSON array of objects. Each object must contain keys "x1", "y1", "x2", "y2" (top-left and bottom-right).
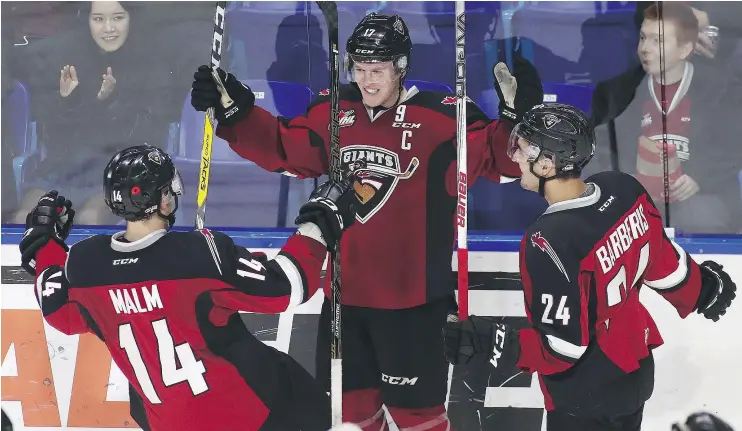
[
  {"x1": 189, "y1": 13, "x2": 543, "y2": 430},
  {"x1": 19, "y1": 144, "x2": 359, "y2": 431},
  {"x1": 443, "y1": 104, "x2": 736, "y2": 431}
]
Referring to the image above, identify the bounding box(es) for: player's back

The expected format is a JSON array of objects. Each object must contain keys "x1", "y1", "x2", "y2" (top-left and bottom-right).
[
  {"x1": 65, "y1": 230, "x2": 287, "y2": 431},
  {"x1": 525, "y1": 171, "x2": 664, "y2": 413}
]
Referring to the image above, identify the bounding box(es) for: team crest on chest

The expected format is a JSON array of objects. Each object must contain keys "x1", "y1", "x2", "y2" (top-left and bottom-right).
[{"x1": 342, "y1": 145, "x2": 419, "y2": 223}]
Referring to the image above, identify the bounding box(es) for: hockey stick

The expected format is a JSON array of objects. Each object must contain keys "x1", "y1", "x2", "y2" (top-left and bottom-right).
[
  {"x1": 455, "y1": 1, "x2": 469, "y2": 321},
  {"x1": 316, "y1": 1, "x2": 343, "y2": 426},
  {"x1": 351, "y1": 157, "x2": 420, "y2": 180},
  {"x1": 195, "y1": 1, "x2": 231, "y2": 229},
  {"x1": 657, "y1": 2, "x2": 672, "y2": 228}
]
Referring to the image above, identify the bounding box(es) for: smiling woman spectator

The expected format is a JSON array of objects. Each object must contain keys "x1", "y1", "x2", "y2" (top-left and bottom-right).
[{"x1": 15, "y1": 1, "x2": 185, "y2": 225}]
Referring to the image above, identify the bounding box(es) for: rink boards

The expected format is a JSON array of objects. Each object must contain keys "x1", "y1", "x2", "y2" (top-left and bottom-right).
[{"x1": 1, "y1": 227, "x2": 741, "y2": 430}]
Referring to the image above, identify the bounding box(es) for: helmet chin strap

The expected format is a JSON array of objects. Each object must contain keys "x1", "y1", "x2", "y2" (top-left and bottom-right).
[
  {"x1": 156, "y1": 194, "x2": 178, "y2": 230},
  {"x1": 530, "y1": 163, "x2": 561, "y2": 197}
]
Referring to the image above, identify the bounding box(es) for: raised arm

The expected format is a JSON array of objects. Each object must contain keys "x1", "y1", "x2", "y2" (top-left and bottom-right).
[
  {"x1": 19, "y1": 191, "x2": 91, "y2": 336},
  {"x1": 190, "y1": 65, "x2": 328, "y2": 178},
  {"x1": 206, "y1": 178, "x2": 358, "y2": 313}
]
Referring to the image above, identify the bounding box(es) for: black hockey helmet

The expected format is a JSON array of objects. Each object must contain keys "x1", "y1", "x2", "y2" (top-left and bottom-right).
[
  {"x1": 345, "y1": 13, "x2": 412, "y2": 79},
  {"x1": 507, "y1": 103, "x2": 595, "y2": 195},
  {"x1": 103, "y1": 144, "x2": 183, "y2": 227}
]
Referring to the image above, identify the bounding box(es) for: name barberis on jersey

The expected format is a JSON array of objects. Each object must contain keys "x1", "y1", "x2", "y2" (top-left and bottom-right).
[
  {"x1": 109, "y1": 284, "x2": 163, "y2": 314},
  {"x1": 596, "y1": 204, "x2": 650, "y2": 274}
]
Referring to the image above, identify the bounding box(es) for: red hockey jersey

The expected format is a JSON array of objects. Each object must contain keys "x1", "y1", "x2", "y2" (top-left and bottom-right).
[
  {"x1": 516, "y1": 171, "x2": 704, "y2": 412},
  {"x1": 33, "y1": 228, "x2": 327, "y2": 431},
  {"x1": 218, "y1": 84, "x2": 519, "y2": 309}
]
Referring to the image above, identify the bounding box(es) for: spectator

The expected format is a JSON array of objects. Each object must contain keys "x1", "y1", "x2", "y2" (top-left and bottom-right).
[
  {"x1": 635, "y1": 2, "x2": 742, "y2": 73},
  {"x1": 589, "y1": 3, "x2": 742, "y2": 234},
  {"x1": 14, "y1": 1, "x2": 184, "y2": 225}
]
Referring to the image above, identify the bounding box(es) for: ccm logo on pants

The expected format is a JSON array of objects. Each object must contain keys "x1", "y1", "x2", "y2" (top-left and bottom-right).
[{"x1": 382, "y1": 374, "x2": 418, "y2": 385}]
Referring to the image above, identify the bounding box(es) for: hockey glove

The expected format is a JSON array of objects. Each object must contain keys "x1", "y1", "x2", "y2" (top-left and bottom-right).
[
  {"x1": 443, "y1": 315, "x2": 521, "y2": 370},
  {"x1": 190, "y1": 65, "x2": 255, "y2": 127},
  {"x1": 694, "y1": 261, "x2": 736, "y2": 322},
  {"x1": 19, "y1": 190, "x2": 75, "y2": 276},
  {"x1": 493, "y1": 43, "x2": 544, "y2": 125},
  {"x1": 295, "y1": 179, "x2": 358, "y2": 251},
  {"x1": 672, "y1": 412, "x2": 735, "y2": 431}
]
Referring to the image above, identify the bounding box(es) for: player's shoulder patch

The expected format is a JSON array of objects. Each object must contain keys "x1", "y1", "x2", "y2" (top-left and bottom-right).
[
  {"x1": 406, "y1": 89, "x2": 490, "y2": 125},
  {"x1": 524, "y1": 224, "x2": 574, "y2": 281}
]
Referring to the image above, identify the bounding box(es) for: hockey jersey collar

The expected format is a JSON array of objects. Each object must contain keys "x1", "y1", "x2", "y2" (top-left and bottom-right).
[
  {"x1": 110, "y1": 229, "x2": 167, "y2": 252},
  {"x1": 365, "y1": 85, "x2": 420, "y2": 122},
  {"x1": 542, "y1": 183, "x2": 602, "y2": 215}
]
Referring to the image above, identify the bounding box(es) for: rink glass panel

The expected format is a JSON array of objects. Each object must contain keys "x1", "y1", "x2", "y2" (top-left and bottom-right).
[{"x1": 1, "y1": 1, "x2": 740, "y2": 233}]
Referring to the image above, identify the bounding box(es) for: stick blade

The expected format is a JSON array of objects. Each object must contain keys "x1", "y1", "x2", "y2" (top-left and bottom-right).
[{"x1": 316, "y1": 1, "x2": 338, "y2": 28}]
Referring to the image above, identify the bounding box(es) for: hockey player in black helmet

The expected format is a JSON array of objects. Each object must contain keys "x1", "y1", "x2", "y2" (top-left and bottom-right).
[
  {"x1": 190, "y1": 11, "x2": 543, "y2": 430},
  {"x1": 19, "y1": 144, "x2": 362, "y2": 431},
  {"x1": 343, "y1": 13, "x2": 412, "y2": 109},
  {"x1": 444, "y1": 104, "x2": 736, "y2": 431}
]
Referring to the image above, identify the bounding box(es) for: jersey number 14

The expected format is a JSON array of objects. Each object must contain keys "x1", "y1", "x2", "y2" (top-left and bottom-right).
[{"x1": 119, "y1": 319, "x2": 208, "y2": 404}]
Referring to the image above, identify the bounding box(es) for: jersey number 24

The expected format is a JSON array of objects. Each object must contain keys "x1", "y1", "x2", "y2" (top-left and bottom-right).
[{"x1": 541, "y1": 242, "x2": 651, "y2": 326}]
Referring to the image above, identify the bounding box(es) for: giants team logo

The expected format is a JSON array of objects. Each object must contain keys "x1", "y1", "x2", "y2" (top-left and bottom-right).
[
  {"x1": 342, "y1": 145, "x2": 419, "y2": 223},
  {"x1": 531, "y1": 232, "x2": 570, "y2": 281}
]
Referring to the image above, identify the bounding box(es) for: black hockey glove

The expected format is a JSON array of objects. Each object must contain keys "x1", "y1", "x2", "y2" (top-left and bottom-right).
[
  {"x1": 190, "y1": 65, "x2": 255, "y2": 127},
  {"x1": 672, "y1": 412, "x2": 735, "y2": 431},
  {"x1": 295, "y1": 179, "x2": 358, "y2": 251},
  {"x1": 19, "y1": 190, "x2": 75, "y2": 276},
  {"x1": 443, "y1": 315, "x2": 521, "y2": 370},
  {"x1": 694, "y1": 261, "x2": 736, "y2": 322},
  {"x1": 493, "y1": 43, "x2": 544, "y2": 125}
]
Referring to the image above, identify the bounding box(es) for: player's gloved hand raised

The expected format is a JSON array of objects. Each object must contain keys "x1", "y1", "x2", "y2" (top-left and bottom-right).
[
  {"x1": 443, "y1": 315, "x2": 521, "y2": 370},
  {"x1": 672, "y1": 412, "x2": 735, "y2": 431},
  {"x1": 190, "y1": 65, "x2": 255, "y2": 127},
  {"x1": 19, "y1": 191, "x2": 75, "y2": 276},
  {"x1": 493, "y1": 41, "x2": 544, "y2": 125},
  {"x1": 295, "y1": 179, "x2": 358, "y2": 251},
  {"x1": 695, "y1": 261, "x2": 736, "y2": 322}
]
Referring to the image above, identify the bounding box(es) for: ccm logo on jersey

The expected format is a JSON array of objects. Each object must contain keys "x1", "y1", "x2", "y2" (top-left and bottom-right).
[
  {"x1": 113, "y1": 258, "x2": 139, "y2": 265},
  {"x1": 531, "y1": 232, "x2": 570, "y2": 281},
  {"x1": 381, "y1": 373, "x2": 418, "y2": 385},
  {"x1": 596, "y1": 203, "x2": 650, "y2": 273},
  {"x1": 392, "y1": 122, "x2": 421, "y2": 129}
]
